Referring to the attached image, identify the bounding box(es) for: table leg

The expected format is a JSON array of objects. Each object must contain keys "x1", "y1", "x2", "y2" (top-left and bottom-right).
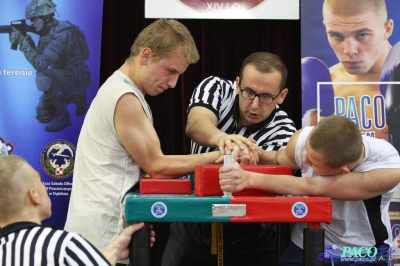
[
  {"x1": 129, "y1": 225, "x2": 151, "y2": 266},
  {"x1": 303, "y1": 225, "x2": 324, "y2": 266}
]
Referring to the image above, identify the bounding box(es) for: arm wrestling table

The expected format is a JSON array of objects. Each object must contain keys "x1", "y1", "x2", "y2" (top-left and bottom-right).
[{"x1": 123, "y1": 165, "x2": 332, "y2": 266}]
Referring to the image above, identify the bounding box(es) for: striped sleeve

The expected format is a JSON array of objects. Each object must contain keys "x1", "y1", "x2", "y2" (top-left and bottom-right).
[
  {"x1": 63, "y1": 232, "x2": 110, "y2": 265},
  {"x1": 187, "y1": 76, "x2": 236, "y2": 119},
  {"x1": 254, "y1": 109, "x2": 297, "y2": 151},
  {"x1": 0, "y1": 227, "x2": 110, "y2": 266}
]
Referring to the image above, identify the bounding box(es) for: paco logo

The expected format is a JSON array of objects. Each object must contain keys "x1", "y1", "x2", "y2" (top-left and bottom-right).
[
  {"x1": 317, "y1": 244, "x2": 392, "y2": 263},
  {"x1": 151, "y1": 202, "x2": 168, "y2": 218},
  {"x1": 41, "y1": 139, "x2": 75, "y2": 179},
  {"x1": 291, "y1": 202, "x2": 308, "y2": 218}
]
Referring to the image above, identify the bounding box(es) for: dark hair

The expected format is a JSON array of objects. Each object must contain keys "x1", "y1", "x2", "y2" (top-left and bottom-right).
[
  {"x1": 309, "y1": 116, "x2": 363, "y2": 168},
  {"x1": 239, "y1": 52, "x2": 288, "y2": 90}
]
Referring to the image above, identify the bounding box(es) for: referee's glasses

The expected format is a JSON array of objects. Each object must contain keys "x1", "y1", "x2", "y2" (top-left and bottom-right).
[{"x1": 239, "y1": 87, "x2": 282, "y2": 105}]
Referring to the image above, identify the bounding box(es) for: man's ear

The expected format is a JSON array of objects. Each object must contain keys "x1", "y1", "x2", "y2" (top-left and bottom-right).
[
  {"x1": 339, "y1": 166, "x2": 351, "y2": 175},
  {"x1": 28, "y1": 188, "x2": 40, "y2": 205},
  {"x1": 140, "y1": 47, "x2": 152, "y2": 65},
  {"x1": 276, "y1": 88, "x2": 289, "y2": 105},
  {"x1": 235, "y1": 76, "x2": 241, "y2": 94},
  {"x1": 384, "y1": 19, "x2": 394, "y2": 41}
]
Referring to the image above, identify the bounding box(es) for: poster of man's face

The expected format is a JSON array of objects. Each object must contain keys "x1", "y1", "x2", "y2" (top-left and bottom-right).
[{"x1": 301, "y1": 0, "x2": 400, "y2": 151}]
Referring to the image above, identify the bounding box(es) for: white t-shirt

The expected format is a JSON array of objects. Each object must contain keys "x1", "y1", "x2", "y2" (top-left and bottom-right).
[{"x1": 292, "y1": 126, "x2": 400, "y2": 253}]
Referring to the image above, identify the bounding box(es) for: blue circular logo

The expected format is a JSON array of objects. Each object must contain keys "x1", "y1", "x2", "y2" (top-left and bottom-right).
[
  {"x1": 41, "y1": 139, "x2": 76, "y2": 179},
  {"x1": 292, "y1": 202, "x2": 308, "y2": 218},
  {"x1": 151, "y1": 202, "x2": 168, "y2": 218}
]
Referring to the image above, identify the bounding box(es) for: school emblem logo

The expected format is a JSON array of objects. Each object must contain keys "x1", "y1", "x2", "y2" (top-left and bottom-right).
[
  {"x1": 151, "y1": 202, "x2": 168, "y2": 218},
  {"x1": 292, "y1": 202, "x2": 308, "y2": 218},
  {"x1": 41, "y1": 139, "x2": 75, "y2": 179}
]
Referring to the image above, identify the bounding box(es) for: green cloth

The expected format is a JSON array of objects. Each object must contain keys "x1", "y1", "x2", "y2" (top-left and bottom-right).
[{"x1": 124, "y1": 192, "x2": 231, "y2": 223}]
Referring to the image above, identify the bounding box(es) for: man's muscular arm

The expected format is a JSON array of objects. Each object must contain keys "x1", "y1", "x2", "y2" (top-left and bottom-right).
[
  {"x1": 255, "y1": 130, "x2": 301, "y2": 170},
  {"x1": 186, "y1": 106, "x2": 256, "y2": 155},
  {"x1": 116, "y1": 94, "x2": 222, "y2": 177}
]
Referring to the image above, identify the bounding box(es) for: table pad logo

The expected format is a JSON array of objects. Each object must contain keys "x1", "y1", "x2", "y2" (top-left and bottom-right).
[
  {"x1": 41, "y1": 140, "x2": 75, "y2": 179},
  {"x1": 151, "y1": 202, "x2": 168, "y2": 218},
  {"x1": 291, "y1": 202, "x2": 308, "y2": 218}
]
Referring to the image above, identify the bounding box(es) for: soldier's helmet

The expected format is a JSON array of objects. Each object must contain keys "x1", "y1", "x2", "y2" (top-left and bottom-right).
[{"x1": 25, "y1": 0, "x2": 57, "y2": 20}]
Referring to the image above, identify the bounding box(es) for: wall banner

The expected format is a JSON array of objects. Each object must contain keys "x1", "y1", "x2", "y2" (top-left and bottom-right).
[
  {"x1": 301, "y1": 0, "x2": 400, "y2": 261},
  {"x1": 0, "y1": 0, "x2": 104, "y2": 229},
  {"x1": 145, "y1": 0, "x2": 299, "y2": 20},
  {"x1": 301, "y1": 0, "x2": 400, "y2": 146}
]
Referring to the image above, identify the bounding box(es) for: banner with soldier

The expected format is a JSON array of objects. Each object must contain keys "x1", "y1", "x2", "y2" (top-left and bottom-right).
[{"x1": 0, "y1": 0, "x2": 103, "y2": 228}]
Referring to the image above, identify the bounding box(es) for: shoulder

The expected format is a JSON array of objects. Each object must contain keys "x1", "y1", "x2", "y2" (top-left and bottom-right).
[
  {"x1": 362, "y1": 135, "x2": 398, "y2": 156},
  {"x1": 57, "y1": 20, "x2": 75, "y2": 28},
  {"x1": 273, "y1": 107, "x2": 295, "y2": 121},
  {"x1": 329, "y1": 63, "x2": 347, "y2": 81},
  {"x1": 190, "y1": 76, "x2": 236, "y2": 108},
  {"x1": 197, "y1": 76, "x2": 234, "y2": 90},
  {"x1": 118, "y1": 92, "x2": 143, "y2": 106},
  {"x1": 94, "y1": 74, "x2": 146, "y2": 117},
  {"x1": 63, "y1": 231, "x2": 101, "y2": 253},
  {"x1": 63, "y1": 232, "x2": 110, "y2": 264},
  {"x1": 52, "y1": 20, "x2": 77, "y2": 34},
  {"x1": 115, "y1": 93, "x2": 147, "y2": 118},
  {"x1": 362, "y1": 135, "x2": 394, "y2": 149},
  {"x1": 293, "y1": 127, "x2": 312, "y2": 147},
  {"x1": 357, "y1": 135, "x2": 400, "y2": 170},
  {"x1": 101, "y1": 72, "x2": 144, "y2": 99},
  {"x1": 268, "y1": 107, "x2": 296, "y2": 129}
]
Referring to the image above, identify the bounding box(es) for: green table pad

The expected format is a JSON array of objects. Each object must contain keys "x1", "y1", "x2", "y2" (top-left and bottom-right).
[{"x1": 124, "y1": 192, "x2": 230, "y2": 223}]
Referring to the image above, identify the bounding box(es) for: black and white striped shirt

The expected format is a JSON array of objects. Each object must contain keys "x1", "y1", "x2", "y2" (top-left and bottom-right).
[
  {"x1": 188, "y1": 76, "x2": 297, "y2": 154},
  {"x1": 0, "y1": 222, "x2": 110, "y2": 266}
]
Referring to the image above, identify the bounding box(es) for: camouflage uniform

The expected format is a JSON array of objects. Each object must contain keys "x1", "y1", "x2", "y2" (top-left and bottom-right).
[{"x1": 16, "y1": 0, "x2": 91, "y2": 132}]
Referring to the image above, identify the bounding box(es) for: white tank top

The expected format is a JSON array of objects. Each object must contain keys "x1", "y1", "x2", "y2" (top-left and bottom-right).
[{"x1": 64, "y1": 70, "x2": 152, "y2": 254}]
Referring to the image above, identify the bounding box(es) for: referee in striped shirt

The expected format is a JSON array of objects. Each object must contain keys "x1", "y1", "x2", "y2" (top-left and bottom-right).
[
  {"x1": 162, "y1": 52, "x2": 297, "y2": 266},
  {"x1": 0, "y1": 155, "x2": 155, "y2": 266}
]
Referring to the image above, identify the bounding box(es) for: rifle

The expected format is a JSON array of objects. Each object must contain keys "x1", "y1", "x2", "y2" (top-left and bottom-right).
[{"x1": 0, "y1": 19, "x2": 36, "y2": 50}]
